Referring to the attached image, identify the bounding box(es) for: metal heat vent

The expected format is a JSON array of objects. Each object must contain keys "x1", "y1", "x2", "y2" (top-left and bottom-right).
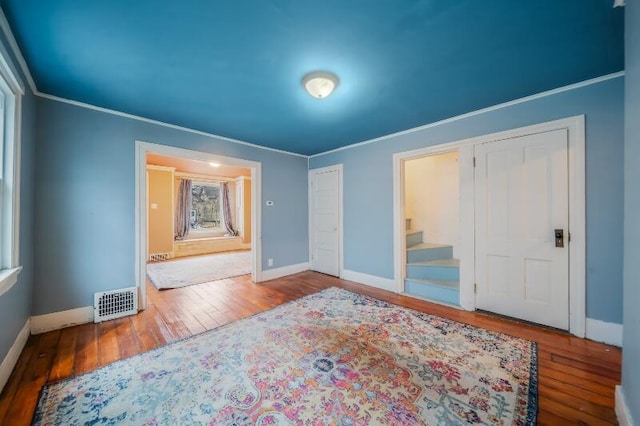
[
  {"x1": 148, "y1": 252, "x2": 171, "y2": 262},
  {"x1": 94, "y1": 287, "x2": 138, "y2": 322}
]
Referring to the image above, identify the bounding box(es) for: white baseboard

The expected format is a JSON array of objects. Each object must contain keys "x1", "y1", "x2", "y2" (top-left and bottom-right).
[
  {"x1": 260, "y1": 262, "x2": 309, "y2": 282},
  {"x1": 341, "y1": 269, "x2": 397, "y2": 293},
  {"x1": 0, "y1": 319, "x2": 30, "y2": 393},
  {"x1": 31, "y1": 306, "x2": 94, "y2": 335},
  {"x1": 616, "y1": 385, "x2": 635, "y2": 426},
  {"x1": 585, "y1": 318, "x2": 623, "y2": 347}
]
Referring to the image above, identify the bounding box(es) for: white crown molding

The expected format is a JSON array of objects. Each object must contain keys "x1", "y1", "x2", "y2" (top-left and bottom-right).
[
  {"x1": 0, "y1": 7, "x2": 36, "y2": 93},
  {"x1": 36, "y1": 92, "x2": 307, "y2": 158},
  {"x1": 310, "y1": 71, "x2": 625, "y2": 158},
  {"x1": 0, "y1": 319, "x2": 29, "y2": 394},
  {"x1": 30, "y1": 306, "x2": 94, "y2": 335},
  {"x1": 174, "y1": 171, "x2": 239, "y2": 182},
  {"x1": 146, "y1": 164, "x2": 175, "y2": 172},
  {"x1": 0, "y1": 4, "x2": 625, "y2": 161}
]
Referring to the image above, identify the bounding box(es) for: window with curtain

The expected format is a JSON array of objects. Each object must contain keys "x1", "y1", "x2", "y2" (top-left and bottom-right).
[{"x1": 190, "y1": 182, "x2": 223, "y2": 232}]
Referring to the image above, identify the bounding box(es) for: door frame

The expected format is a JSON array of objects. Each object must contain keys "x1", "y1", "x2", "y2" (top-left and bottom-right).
[
  {"x1": 393, "y1": 144, "x2": 475, "y2": 310},
  {"x1": 135, "y1": 140, "x2": 263, "y2": 310},
  {"x1": 308, "y1": 164, "x2": 344, "y2": 277},
  {"x1": 393, "y1": 115, "x2": 586, "y2": 337}
]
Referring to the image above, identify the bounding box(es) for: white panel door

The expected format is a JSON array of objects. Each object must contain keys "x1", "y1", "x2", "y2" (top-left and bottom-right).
[
  {"x1": 475, "y1": 129, "x2": 569, "y2": 330},
  {"x1": 310, "y1": 168, "x2": 340, "y2": 276}
]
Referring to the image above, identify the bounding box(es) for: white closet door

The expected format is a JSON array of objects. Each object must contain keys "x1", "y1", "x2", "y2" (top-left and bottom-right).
[
  {"x1": 310, "y1": 168, "x2": 340, "y2": 276},
  {"x1": 475, "y1": 129, "x2": 569, "y2": 330}
]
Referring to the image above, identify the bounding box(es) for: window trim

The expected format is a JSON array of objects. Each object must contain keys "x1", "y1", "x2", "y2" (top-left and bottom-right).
[
  {"x1": 0, "y1": 39, "x2": 24, "y2": 295},
  {"x1": 0, "y1": 266, "x2": 22, "y2": 296}
]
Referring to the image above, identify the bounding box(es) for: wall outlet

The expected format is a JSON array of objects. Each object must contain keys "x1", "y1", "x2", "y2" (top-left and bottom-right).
[{"x1": 268, "y1": 258, "x2": 273, "y2": 267}]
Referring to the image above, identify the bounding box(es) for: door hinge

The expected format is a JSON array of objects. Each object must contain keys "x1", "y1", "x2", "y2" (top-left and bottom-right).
[
  {"x1": 568, "y1": 232, "x2": 571, "y2": 243},
  {"x1": 474, "y1": 283, "x2": 477, "y2": 293},
  {"x1": 473, "y1": 157, "x2": 476, "y2": 167}
]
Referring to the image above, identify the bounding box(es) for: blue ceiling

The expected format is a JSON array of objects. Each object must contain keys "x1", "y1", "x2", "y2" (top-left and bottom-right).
[{"x1": 1, "y1": 1, "x2": 624, "y2": 155}]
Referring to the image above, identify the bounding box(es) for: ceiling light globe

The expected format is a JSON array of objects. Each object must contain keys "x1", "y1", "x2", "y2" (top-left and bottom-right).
[{"x1": 302, "y1": 72, "x2": 339, "y2": 99}]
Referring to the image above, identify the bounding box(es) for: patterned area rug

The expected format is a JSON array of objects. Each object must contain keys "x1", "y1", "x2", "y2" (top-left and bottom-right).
[
  {"x1": 146, "y1": 250, "x2": 251, "y2": 289},
  {"x1": 33, "y1": 288, "x2": 537, "y2": 425}
]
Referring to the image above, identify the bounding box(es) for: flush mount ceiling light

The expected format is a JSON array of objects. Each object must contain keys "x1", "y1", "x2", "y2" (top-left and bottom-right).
[
  {"x1": 209, "y1": 162, "x2": 220, "y2": 167},
  {"x1": 302, "y1": 71, "x2": 339, "y2": 99}
]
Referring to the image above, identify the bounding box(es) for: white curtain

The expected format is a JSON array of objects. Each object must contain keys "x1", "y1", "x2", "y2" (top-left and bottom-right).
[
  {"x1": 174, "y1": 179, "x2": 192, "y2": 240},
  {"x1": 221, "y1": 182, "x2": 238, "y2": 236}
]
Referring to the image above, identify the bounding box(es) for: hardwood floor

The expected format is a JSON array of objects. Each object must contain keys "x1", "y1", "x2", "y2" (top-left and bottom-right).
[{"x1": 0, "y1": 272, "x2": 621, "y2": 424}]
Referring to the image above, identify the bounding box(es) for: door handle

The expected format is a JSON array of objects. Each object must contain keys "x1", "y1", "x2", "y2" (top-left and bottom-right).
[{"x1": 554, "y1": 229, "x2": 564, "y2": 248}]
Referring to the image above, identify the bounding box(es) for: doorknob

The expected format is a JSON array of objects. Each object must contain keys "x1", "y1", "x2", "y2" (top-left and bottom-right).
[{"x1": 554, "y1": 229, "x2": 564, "y2": 248}]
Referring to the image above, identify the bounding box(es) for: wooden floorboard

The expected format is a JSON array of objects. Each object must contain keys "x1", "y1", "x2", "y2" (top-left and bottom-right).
[{"x1": 0, "y1": 271, "x2": 621, "y2": 425}]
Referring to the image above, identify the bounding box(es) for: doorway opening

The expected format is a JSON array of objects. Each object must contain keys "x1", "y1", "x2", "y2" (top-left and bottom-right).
[
  {"x1": 145, "y1": 153, "x2": 253, "y2": 291},
  {"x1": 403, "y1": 151, "x2": 461, "y2": 306},
  {"x1": 135, "y1": 141, "x2": 262, "y2": 310}
]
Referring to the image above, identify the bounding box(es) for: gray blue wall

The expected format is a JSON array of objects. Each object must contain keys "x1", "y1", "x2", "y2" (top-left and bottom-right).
[
  {"x1": 622, "y1": 0, "x2": 640, "y2": 420},
  {"x1": 310, "y1": 77, "x2": 624, "y2": 325},
  {"x1": 33, "y1": 97, "x2": 308, "y2": 316},
  {"x1": 0, "y1": 34, "x2": 35, "y2": 362}
]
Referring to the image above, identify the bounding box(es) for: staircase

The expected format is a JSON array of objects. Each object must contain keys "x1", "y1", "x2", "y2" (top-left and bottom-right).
[{"x1": 404, "y1": 219, "x2": 460, "y2": 306}]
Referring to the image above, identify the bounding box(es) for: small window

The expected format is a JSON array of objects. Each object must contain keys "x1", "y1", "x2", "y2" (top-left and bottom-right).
[
  {"x1": 0, "y1": 43, "x2": 23, "y2": 296},
  {"x1": 190, "y1": 182, "x2": 222, "y2": 232}
]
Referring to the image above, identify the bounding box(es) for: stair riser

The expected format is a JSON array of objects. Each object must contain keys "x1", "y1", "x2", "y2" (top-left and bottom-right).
[
  {"x1": 405, "y1": 280, "x2": 460, "y2": 305},
  {"x1": 406, "y1": 246, "x2": 453, "y2": 263},
  {"x1": 406, "y1": 232, "x2": 423, "y2": 248},
  {"x1": 406, "y1": 265, "x2": 460, "y2": 281}
]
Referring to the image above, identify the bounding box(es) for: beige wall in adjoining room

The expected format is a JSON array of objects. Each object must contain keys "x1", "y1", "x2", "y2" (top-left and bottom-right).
[
  {"x1": 405, "y1": 151, "x2": 460, "y2": 256},
  {"x1": 147, "y1": 166, "x2": 175, "y2": 256}
]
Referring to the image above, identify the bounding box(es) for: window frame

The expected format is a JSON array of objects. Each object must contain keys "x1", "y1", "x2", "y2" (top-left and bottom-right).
[{"x1": 0, "y1": 40, "x2": 24, "y2": 297}]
